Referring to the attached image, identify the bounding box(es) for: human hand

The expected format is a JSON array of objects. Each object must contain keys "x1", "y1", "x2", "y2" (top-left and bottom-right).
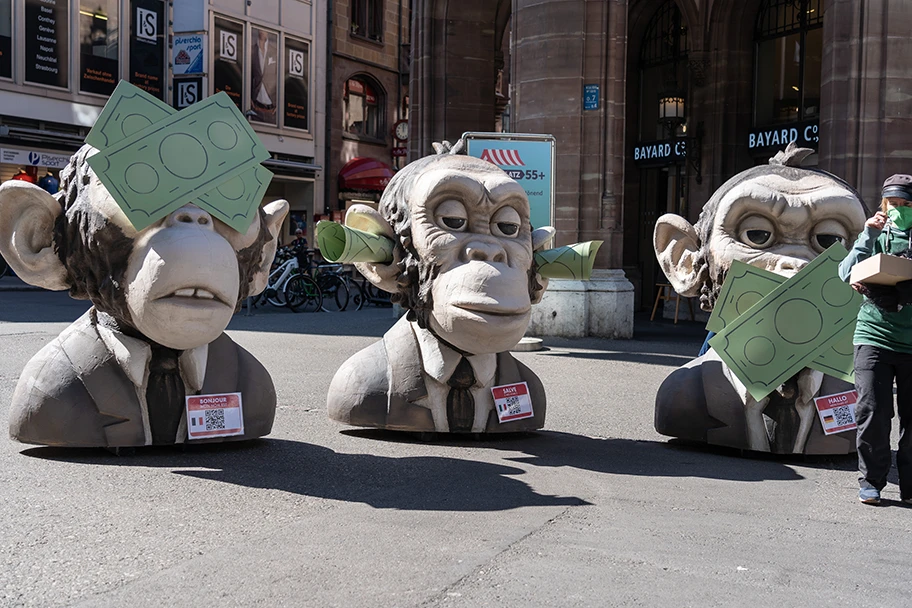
[
  {"x1": 851, "y1": 282, "x2": 865, "y2": 293},
  {"x1": 866, "y1": 211, "x2": 887, "y2": 230}
]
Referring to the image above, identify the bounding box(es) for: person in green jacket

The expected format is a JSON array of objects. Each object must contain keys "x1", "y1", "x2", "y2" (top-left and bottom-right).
[{"x1": 838, "y1": 174, "x2": 912, "y2": 505}]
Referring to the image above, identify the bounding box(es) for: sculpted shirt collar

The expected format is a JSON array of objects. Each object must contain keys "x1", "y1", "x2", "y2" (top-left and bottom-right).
[
  {"x1": 411, "y1": 322, "x2": 497, "y2": 387},
  {"x1": 94, "y1": 317, "x2": 209, "y2": 393}
]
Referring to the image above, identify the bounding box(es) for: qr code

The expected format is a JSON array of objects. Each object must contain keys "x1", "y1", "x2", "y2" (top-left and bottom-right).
[
  {"x1": 832, "y1": 405, "x2": 855, "y2": 426},
  {"x1": 504, "y1": 396, "x2": 521, "y2": 415},
  {"x1": 205, "y1": 408, "x2": 226, "y2": 430}
]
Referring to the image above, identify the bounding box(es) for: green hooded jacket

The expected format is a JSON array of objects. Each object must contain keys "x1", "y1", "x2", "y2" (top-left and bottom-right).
[{"x1": 838, "y1": 224, "x2": 912, "y2": 354}]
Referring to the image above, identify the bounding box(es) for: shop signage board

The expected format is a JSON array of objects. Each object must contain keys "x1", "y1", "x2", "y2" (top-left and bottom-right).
[
  {"x1": 464, "y1": 132, "x2": 555, "y2": 229},
  {"x1": 748, "y1": 119, "x2": 819, "y2": 152},
  {"x1": 172, "y1": 34, "x2": 205, "y2": 76},
  {"x1": 1, "y1": 147, "x2": 71, "y2": 169},
  {"x1": 173, "y1": 76, "x2": 204, "y2": 109},
  {"x1": 130, "y1": 0, "x2": 166, "y2": 99},
  {"x1": 283, "y1": 37, "x2": 309, "y2": 130},
  {"x1": 583, "y1": 84, "x2": 600, "y2": 111},
  {"x1": 24, "y1": 0, "x2": 68, "y2": 88},
  {"x1": 0, "y1": 0, "x2": 12, "y2": 79},
  {"x1": 633, "y1": 138, "x2": 687, "y2": 167},
  {"x1": 213, "y1": 16, "x2": 243, "y2": 110}
]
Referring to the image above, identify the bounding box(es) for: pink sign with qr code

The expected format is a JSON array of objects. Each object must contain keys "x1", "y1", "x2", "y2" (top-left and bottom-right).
[
  {"x1": 492, "y1": 382, "x2": 534, "y2": 423},
  {"x1": 185, "y1": 392, "x2": 244, "y2": 439}
]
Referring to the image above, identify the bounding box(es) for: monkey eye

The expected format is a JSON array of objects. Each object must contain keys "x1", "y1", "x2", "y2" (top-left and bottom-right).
[
  {"x1": 497, "y1": 223, "x2": 519, "y2": 236},
  {"x1": 815, "y1": 234, "x2": 844, "y2": 249},
  {"x1": 745, "y1": 230, "x2": 772, "y2": 246},
  {"x1": 491, "y1": 206, "x2": 523, "y2": 238},
  {"x1": 435, "y1": 199, "x2": 469, "y2": 232},
  {"x1": 441, "y1": 217, "x2": 467, "y2": 230}
]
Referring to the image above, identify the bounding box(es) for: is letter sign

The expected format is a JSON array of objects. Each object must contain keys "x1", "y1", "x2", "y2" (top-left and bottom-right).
[
  {"x1": 289, "y1": 49, "x2": 305, "y2": 77},
  {"x1": 137, "y1": 8, "x2": 157, "y2": 42},
  {"x1": 220, "y1": 31, "x2": 237, "y2": 61}
]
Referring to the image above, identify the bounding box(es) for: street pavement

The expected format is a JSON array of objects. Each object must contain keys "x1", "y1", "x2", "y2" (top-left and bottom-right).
[{"x1": 1, "y1": 290, "x2": 910, "y2": 607}]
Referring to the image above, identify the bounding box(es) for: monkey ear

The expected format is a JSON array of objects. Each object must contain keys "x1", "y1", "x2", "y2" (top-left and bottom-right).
[
  {"x1": 653, "y1": 213, "x2": 704, "y2": 297},
  {"x1": 354, "y1": 249, "x2": 402, "y2": 294},
  {"x1": 0, "y1": 181, "x2": 69, "y2": 291},
  {"x1": 249, "y1": 199, "x2": 289, "y2": 295}
]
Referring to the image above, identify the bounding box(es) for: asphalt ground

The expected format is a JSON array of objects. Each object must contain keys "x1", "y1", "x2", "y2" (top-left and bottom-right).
[{"x1": 1, "y1": 290, "x2": 910, "y2": 607}]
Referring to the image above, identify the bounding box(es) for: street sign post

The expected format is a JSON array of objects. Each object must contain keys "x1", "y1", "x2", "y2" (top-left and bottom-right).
[{"x1": 463, "y1": 132, "x2": 555, "y2": 229}]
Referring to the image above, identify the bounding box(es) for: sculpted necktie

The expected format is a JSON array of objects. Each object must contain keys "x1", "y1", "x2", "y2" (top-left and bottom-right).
[
  {"x1": 446, "y1": 357, "x2": 476, "y2": 432},
  {"x1": 146, "y1": 343, "x2": 186, "y2": 445}
]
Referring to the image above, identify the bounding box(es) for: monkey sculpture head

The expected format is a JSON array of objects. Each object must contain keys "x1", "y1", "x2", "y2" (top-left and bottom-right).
[
  {"x1": 654, "y1": 142, "x2": 867, "y2": 311},
  {"x1": 0, "y1": 144, "x2": 288, "y2": 349},
  {"x1": 353, "y1": 146, "x2": 552, "y2": 355}
]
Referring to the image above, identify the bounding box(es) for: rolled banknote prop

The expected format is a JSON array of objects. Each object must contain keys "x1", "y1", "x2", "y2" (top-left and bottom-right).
[
  {"x1": 316, "y1": 221, "x2": 394, "y2": 264},
  {"x1": 534, "y1": 240, "x2": 603, "y2": 280}
]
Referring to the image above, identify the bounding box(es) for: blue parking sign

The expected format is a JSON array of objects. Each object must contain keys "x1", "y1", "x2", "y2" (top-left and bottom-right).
[{"x1": 583, "y1": 84, "x2": 599, "y2": 110}]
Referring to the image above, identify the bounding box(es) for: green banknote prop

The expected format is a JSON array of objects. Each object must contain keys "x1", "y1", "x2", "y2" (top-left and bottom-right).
[
  {"x1": 708, "y1": 244, "x2": 861, "y2": 401},
  {"x1": 316, "y1": 221, "x2": 394, "y2": 264},
  {"x1": 706, "y1": 260, "x2": 857, "y2": 382},
  {"x1": 85, "y1": 82, "x2": 272, "y2": 232},
  {"x1": 706, "y1": 261, "x2": 784, "y2": 333},
  {"x1": 534, "y1": 241, "x2": 603, "y2": 280}
]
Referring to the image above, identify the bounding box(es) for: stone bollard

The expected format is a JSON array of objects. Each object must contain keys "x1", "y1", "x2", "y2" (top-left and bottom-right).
[{"x1": 527, "y1": 271, "x2": 634, "y2": 338}]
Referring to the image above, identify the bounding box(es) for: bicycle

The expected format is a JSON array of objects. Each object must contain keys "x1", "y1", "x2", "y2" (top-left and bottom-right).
[
  {"x1": 302, "y1": 251, "x2": 351, "y2": 312},
  {"x1": 253, "y1": 249, "x2": 322, "y2": 313}
]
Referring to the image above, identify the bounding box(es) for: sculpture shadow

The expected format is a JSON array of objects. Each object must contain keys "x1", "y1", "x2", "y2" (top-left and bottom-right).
[
  {"x1": 535, "y1": 350, "x2": 695, "y2": 368},
  {"x1": 21, "y1": 439, "x2": 589, "y2": 512},
  {"x1": 0, "y1": 290, "x2": 91, "y2": 323},
  {"x1": 342, "y1": 429, "x2": 811, "y2": 482}
]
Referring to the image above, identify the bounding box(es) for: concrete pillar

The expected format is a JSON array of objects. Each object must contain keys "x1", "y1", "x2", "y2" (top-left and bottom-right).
[{"x1": 819, "y1": 0, "x2": 912, "y2": 207}]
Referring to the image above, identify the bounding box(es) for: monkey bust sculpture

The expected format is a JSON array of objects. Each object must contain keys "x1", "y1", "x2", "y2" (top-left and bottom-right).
[
  {"x1": 327, "y1": 144, "x2": 553, "y2": 434},
  {"x1": 652, "y1": 143, "x2": 867, "y2": 454},
  {"x1": 0, "y1": 145, "x2": 288, "y2": 447}
]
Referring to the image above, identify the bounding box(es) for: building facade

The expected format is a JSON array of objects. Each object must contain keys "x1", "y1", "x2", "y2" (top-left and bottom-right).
[
  {"x1": 410, "y1": 0, "x2": 912, "y2": 310},
  {"x1": 326, "y1": 0, "x2": 410, "y2": 217},
  {"x1": 0, "y1": 0, "x2": 325, "y2": 247}
]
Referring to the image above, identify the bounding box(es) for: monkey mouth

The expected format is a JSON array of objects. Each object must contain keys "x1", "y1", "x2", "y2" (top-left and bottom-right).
[
  {"x1": 453, "y1": 302, "x2": 531, "y2": 317},
  {"x1": 158, "y1": 287, "x2": 232, "y2": 307}
]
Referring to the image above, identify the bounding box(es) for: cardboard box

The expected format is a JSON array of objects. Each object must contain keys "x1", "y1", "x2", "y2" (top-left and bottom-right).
[{"x1": 850, "y1": 253, "x2": 912, "y2": 285}]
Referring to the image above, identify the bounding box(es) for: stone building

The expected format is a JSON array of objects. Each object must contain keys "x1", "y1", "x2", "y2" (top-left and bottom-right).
[
  {"x1": 327, "y1": 0, "x2": 410, "y2": 216},
  {"x1": 409, "y1": 0, "x2": 912, "y2": 310}
]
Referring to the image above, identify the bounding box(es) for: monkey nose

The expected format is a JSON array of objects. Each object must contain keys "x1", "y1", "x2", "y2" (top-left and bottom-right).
[
  {"x1": 166, "y1": 204, "x2": 213, "y2": 228},
  {"x1": 465, "y1": 241, "x2": 507, "y2": 263}
]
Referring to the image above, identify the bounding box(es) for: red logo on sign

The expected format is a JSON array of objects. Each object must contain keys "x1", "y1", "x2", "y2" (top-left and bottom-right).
[
  {"x1": 175, "y1": 50, "x2": 191, "y2": 65},
  {"x1": 480, "y1": 149, "x2": 526, "y2": 167}
]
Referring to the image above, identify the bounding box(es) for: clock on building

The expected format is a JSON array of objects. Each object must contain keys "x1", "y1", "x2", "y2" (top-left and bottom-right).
[{"x1": 393, "y1": 119, "x2": 409, "y2": 142}]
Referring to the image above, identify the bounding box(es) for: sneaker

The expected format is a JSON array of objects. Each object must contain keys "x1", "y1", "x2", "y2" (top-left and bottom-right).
[{"x1": 859, "y1": 488, "x2": 881, "y2": 504}]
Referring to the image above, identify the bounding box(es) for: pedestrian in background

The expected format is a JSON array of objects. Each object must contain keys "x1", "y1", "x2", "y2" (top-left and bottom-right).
[{"x1": 838, "y1": 174, "x2": 912, "y2": 505}]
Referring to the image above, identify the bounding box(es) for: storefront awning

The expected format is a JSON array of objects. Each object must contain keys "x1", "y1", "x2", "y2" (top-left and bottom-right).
[{"x1": 338, "y1": 157, "x2": 394, "y2": 191}]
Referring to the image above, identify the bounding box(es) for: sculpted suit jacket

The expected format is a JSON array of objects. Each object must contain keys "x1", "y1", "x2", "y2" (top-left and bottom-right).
[
  {"x1": 655, "y1": 350, "x2": 855, "y2": 455},
  {"x1": 9, "y1": 309, "x2": 276, "y2": 447},
  {"x1": 327, "y1": 316, "x2": 547, "y2": 433}
]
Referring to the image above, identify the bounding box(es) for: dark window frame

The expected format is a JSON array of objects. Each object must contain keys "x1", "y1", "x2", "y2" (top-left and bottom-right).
[
  {"x1": 351, "y1": 0, "x2": 383, "y2": 44},
  {"x1": 753, "y1": 0, "x2": 823, "y2": 127},
  {"x1": 342, "y1": 75, "x2": 385, "y2": 141}
]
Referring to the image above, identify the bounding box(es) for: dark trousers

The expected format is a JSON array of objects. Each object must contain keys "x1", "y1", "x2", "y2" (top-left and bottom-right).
[{"x1": 853, "y1": 345, "x2": 912, "y2": 498}]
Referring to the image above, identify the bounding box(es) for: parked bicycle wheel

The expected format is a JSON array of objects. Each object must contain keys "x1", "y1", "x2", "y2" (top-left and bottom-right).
[
  {"x1": 318, "y1": 275, "x2": 350, "y2": 312},
  {"x1": 264, "y1": 285, "x2": 287, "y2": 307},
  {"x1": 346, "y1": 278, "x2": 366, "y2": 311},
  {"x1": 285, "y1": 275, "x2": 323, "y2": 313}
]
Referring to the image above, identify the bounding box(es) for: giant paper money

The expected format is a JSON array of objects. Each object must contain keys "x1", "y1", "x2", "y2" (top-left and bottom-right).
[
  {"x1": 86, "y1": 86, "x2": 271, "y2": 232},
  {"x1": 534, "y1": 241, "x2": 603, "y2": 280},
  {"x1": 316, "y1": 221, "x2": 394, "y2": 263},
  {"x1": 708, "y1": 244, "x2": 862, "y2": 401}
]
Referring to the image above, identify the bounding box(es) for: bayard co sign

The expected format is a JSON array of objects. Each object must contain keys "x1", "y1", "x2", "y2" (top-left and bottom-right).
[
  {"x1": 748, "y1": 120, "x2": 819, "y2": 152},
  {"x1": 633, "y1": 139, "x2": 687, "y2": 167}
]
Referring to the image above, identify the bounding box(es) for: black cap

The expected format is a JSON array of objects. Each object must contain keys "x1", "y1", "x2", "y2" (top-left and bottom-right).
[{"x1": 882, "y1": 174, "x2": 912, "y2": 201}]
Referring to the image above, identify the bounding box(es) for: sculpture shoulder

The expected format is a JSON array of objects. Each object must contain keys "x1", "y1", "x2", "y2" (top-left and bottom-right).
[
  {"x1": 10, "y1": 321, "x2": 112, "y2": 446},
  {"x1": 327, "y1": 340, "x2": 391, "y2": 426},
  {"x1": 206, "y1": 333, "x2": 276, "y2": 439}
]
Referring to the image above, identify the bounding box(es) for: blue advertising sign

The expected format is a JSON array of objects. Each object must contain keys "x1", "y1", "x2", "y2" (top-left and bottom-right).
[
  {"x1": 465, "y1": 134, "x2": 554, "y2": 229},
  {"x1": 583, "y1": 84, "x2": 599, "y2": 110}
]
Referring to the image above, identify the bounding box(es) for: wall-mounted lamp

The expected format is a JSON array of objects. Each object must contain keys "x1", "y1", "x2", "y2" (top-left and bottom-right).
[{"x1": 658, "y1": 94, "x2": 686, "y2": 130}]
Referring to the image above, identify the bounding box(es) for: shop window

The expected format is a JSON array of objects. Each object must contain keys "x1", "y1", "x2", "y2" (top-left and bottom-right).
[
  {"x1": 351, "y1": 0, "x2": 383, "y2": 43},
  {"x1": 79, "y1": 0, "x2": 119, "y2": 95},
  {"x1": 754, "y1": 0, "x2": 823, "y2": 126},
  {"x1": 25, "y1": 0, "x2": 69, "y2": 88},
  {"x1": 638, "y1": 1, "x2": 689, "y2": 140},
  {"x1": 0, "y1": 0, "x2": 11, "y2": 79},
  {"x1": 249, "y1": 27, "x2": 279, "y2": 126},
  {"x1": 283, "y1": 36, "x2": 309, "y2": 131},
  {"x1": 213, "y1": 16, "x2": 244, "y2": 110},
  {"x1": 344, "y1": 77, "x2": 383, "y2": 139}
]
